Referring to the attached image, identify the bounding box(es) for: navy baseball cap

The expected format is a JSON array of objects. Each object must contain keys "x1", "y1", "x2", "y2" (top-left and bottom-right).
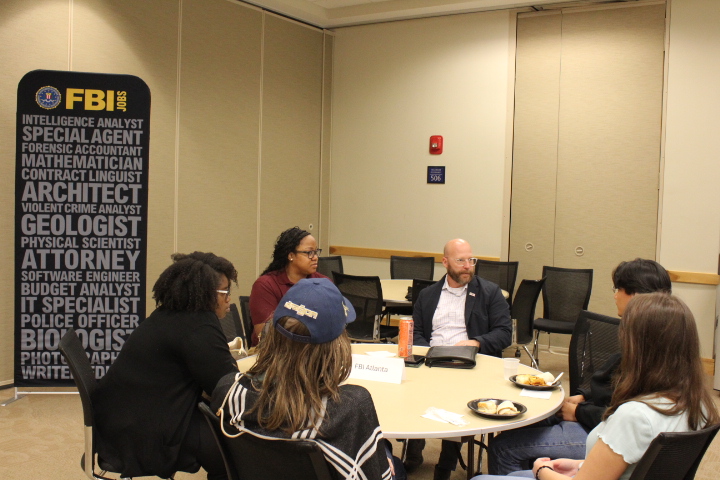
[{"x1": 273, "y1": 278, "x2": 356, "y2": 344}]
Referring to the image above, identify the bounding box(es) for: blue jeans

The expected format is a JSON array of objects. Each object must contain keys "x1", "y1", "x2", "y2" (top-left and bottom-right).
[
  {"x1": 471, "y1": 472, "x2": 533, "y2": 479},
  {"x1": 487, "y1": 416, "x2": 587, "y2": 475}
]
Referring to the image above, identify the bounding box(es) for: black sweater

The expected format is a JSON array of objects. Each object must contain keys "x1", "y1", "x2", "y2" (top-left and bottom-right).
[
  {"x1": 92, "y1": 308, "x2": 238, "y2": 478},
  {"x1": 575, "y1": 353, "x2": 620, "y2": 431}
]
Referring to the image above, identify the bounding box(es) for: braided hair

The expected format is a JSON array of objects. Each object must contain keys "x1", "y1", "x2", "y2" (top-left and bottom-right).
[
  {"x1": 153, "y1": 251, "x2": 238, "y2": 312},
  {"x1": 260, "y1": 227, "x2": 310, "y2": 276}
]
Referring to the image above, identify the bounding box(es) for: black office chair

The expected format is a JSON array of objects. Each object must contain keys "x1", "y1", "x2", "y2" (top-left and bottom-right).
[
  {"x1": 238, "y1": 295, "x2": 253, "y2": 345},
  {"x1": 198, "y1": 402, "x2": 333, "y2": 480},
  {"x1": 475, "y1": 260, "x2": 519, "y2": 307},
  {"x1": 532, "y1": 266, "x2": 593, "y2": 367},
  {"x1": 219, "y1": 304, "x2": 245, "y2": 342},
  {"x1": 386, "y1": 256, "x2": 435, "y2": 319},
  {"x1": 627, "y1": 423, "x2": 720, "y2": 480},
  {"x1": 317, "y1": 255, "x2": 344, "y2": 279},
  {"x1": 333, "y1": 272, "x2": 397, "y2": 342},
  {"x1": 58, "y1": 329, "x2": 130, "y2": 480},
  {"x1": 508, "y1": 278, "x2": 545, "y2": 368},
  {"x1": 390, "y1": 255, "x2": 435, "y2": 280},
  {"x1": 569, "y1": 310, "x2": 620, "y2": 396},
  {"x1": 411, "y1": 278, "x2": 436, "y2": 307}
]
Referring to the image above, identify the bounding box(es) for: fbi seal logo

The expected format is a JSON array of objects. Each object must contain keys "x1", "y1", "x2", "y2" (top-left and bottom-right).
[{"x1": 36, "y1": 86, "x2": 62, "y2": 109}]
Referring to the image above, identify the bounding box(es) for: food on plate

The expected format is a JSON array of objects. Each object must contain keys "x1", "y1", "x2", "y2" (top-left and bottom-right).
[
  {"x1": 476, "y1": 401, "x2": 498, "y2": 414},
  {"x1": 538, "y1": 371, "x2": 555, "y2": 385},
  {"x1": 497, "y1": 401, "x2": 519, "y2": 415},
  {"x1": 474, "y1": 400, "x2": 519, "y2": 416},
  {"x1": 515, "y1": 372, "x2": 555, "y2": 386}
]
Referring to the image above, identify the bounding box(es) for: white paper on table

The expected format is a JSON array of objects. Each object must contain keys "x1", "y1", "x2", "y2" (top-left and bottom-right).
[
  {"x1": 421, "y1": 407, "x2": 468, "y2": 426},
  {"x1": 520, "y1": 389, "x2": 553, "y2": 400},
  {"x1": 365, "y1": 350, "x2": 397, "y2": 358}
]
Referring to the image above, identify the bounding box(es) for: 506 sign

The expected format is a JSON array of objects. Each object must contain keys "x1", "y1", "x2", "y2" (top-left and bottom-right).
[{"x1": 427, "y1": 166, "x2": 445, "y2": 184}]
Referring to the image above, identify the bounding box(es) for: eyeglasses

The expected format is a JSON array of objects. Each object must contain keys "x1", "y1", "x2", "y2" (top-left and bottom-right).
[
  {"x1": 295, "y1": 249, "x2": 322, "y2": 260},
  {"x1": 612, "y1": 287, "x2": 620, "y2": 294},
  {"x1": 452, "y1": 257, "x2": 478, "y2": 266},
  {"x1": 216, "y1": 289, "x2": 231, "y2": 300}
]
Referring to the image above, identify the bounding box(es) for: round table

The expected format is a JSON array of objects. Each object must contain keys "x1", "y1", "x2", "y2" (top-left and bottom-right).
[{"x1": 237, "y1": 344, "x2": 563, "y2": 478}]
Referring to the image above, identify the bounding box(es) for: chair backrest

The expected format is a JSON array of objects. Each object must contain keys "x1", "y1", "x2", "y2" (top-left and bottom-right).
[
  {"x1": 475, "y1": 260, "x2": 519, "y2": 298},
  {"x1": 332, "y1": 272, "x2": 384, "y2": 341},
  {"x1": 220, "y1": 304, "x2": 245, "y2": 342},
  {"x1": 317, "y1": 255, "x2": 344, "y2": 279},
  {"x1": 58, "y1": 328, "x2": 98, "y2": 427},
  {"x1": 411, "y1": 278, "x2": 436, "y2": 307},
  {"x1": 238, "y1": 296, "x2": 253, "y2": 344},
  {"x1": 198, "y1": 402, "x2": 334, "y2": 480},
  {"x1": 511, "y1": 278, "x2": 545, "y2": 345},
  {"x1": 541, "y1": 266, "x2": 593, "y2": 323},
  {"x1": 568, "y1": 310, "x2": 620, "y2": 395},
  {"x1": 627, "y1": 423, "x2": 720, "y2": 480},
  {"x1": 390, "y1": 255, "x2": 435, "y2": 280}
]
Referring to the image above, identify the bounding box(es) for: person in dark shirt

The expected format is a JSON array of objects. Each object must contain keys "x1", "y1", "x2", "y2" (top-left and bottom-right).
[
  {"x1": 92, "y1": 252, "x2": 240, "y2": 480},
  {"x1": 487, "y1": 258, "x2": 671, "y2": 475},
  {"x1": 406, "y1": 239, "x2": 511, "y2": 480},
  {"x1": 249, "y1": 226, "x2": 328, "y2": 345}
]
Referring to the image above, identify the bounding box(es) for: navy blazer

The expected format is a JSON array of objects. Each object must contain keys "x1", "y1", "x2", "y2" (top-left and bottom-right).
[{"x1": 412, "y1": 275, "x2": 512, "y2": 357}]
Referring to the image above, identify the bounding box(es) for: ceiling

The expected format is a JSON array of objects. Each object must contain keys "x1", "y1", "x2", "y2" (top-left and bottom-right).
[{"x1": 240, "y1": 0, "x2": 635, "y2": 28}]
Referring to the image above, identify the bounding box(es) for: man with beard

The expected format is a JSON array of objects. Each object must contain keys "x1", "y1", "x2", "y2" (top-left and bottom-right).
[{"x1": 406, "y1": 238, "x2": 512, "y2": 480}]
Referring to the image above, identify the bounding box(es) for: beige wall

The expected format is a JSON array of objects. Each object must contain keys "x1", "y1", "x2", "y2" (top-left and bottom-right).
[
  {"x1": 329, "y1": 2, "x2": 720, "y2": 362},
  {"x1": 0, "y1": 0, "x2": 331, "y2": 384},
  {"x1": 661, "y1": 0, "x2": 720, "y2": 376},
  {"x1": 3, "y1": 0, "x2": 719, "y2": 384},
  {"x1": 330, "y1": 11, "x2": 513, "y2": 279}
]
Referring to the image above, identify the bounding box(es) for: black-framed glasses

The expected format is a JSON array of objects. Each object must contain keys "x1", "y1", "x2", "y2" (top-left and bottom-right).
[
  {"x1": 295, "y1": 249, "x2": 322, "y2": 259},
  {"x1": 216, "y1": 289, "x2": 231, "y2": 299},
  {"x1": 452, "y1": 257, "x2": 478, "y2": 266}
]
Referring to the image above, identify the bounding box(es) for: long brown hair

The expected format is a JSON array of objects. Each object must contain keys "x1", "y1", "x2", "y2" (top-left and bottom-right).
[
  {"x1": 606, "y1": 293, "x2": 719, "y2": 429},
  {"x1": 246, "y1": 317, "x2": 352, "y2": 434}
]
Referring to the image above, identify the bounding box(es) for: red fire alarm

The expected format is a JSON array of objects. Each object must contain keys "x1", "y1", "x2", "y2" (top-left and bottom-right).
[{"x1": 429, "y1": 135, "x2": 443, "y2": 154}]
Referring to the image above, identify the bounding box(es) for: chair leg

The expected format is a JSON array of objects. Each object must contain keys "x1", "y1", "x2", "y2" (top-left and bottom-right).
[
  {"x1": 532, "y1": 330, "x2": 541, "y2": 368},
  {"x1": 522, "y1": 345, "x2": 539, "y2": 370},
  {"x1": 399, "y1": 439, "x2": 408, "y2": 461}
]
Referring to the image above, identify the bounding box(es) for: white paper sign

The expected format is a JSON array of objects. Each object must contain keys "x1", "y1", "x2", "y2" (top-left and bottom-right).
[
  {"x1": 349, "y1": 354, "x2": 405, "y2": 384},
  {"x1": 520, "y1": 389, "x2": 553, "y2": 399}
]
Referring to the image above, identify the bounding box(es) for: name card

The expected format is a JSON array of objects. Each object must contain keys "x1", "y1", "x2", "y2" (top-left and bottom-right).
[{"x1": 349, "y1": 354, "x2": 405, "y2": 384}]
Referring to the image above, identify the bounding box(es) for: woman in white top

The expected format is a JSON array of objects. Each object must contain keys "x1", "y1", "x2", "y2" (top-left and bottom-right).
[{"x1": 473, "y1": 292, "x2": 719, "y2": 480}]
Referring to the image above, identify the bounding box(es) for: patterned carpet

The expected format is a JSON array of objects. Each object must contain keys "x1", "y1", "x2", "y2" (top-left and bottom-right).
[{"x1": 1, "y1": 348, "x2": 718, "y2": 480}]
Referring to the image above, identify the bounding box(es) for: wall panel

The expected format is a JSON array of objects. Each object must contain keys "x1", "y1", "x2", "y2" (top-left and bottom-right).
[
  {"x1": 0, "y1": 0, "x2": 70, "y2": 384},
  {"x1": 554, "y1": 5, "x2": 665, "y2": 316},
  {"x1": 0, "y1": 0, "x2": 330, "y2": 384},
  {"x1": 177, "y1": 0, "x2": 262, "y2": 292},
  {"x1": 330, "y1": 11, "x2": 512, "y2": 278},
  {"x1": 318, "y1": 32, "x2": 334, "y2": 253},
  {"x1": 73, "y1": 0, "x2": 180, "y2": 305},
  {"x1": 259, "y1": 14, "x2": 324, "y2": 270},
  {"x1": 509, "y1": 13, "x2": 562, "y2": 290},
  {"x1": 661, "y1": 0, "x2": 720, "y2": 370},
  {"x1": 511, "y1": 5, "x2": 665, "y2": 334}
]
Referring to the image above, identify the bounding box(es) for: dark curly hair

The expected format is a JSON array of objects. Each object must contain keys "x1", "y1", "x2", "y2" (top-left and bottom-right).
[
  {"x1": 260, "y1": 227, "x2": 311, "y2": 276},
  {"x1": 153, "y1": 252, "x2": 238, "y2": 312}
]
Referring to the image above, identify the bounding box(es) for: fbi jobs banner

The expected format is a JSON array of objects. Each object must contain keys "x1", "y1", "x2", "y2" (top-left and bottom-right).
[{"x1": 15, "y1": 70, "x2": 150, "y2": 386}]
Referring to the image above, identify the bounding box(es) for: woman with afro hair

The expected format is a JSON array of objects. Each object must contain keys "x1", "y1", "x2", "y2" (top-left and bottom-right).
[
  {"x1": 249, "y1": 226, "x2": 328, "y2": 346},
  {"x1": 92, "y1": 252, "x2": 239, "y2": 480}
]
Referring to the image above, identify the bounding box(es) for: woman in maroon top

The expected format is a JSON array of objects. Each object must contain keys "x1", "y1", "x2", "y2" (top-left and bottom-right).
[{"x1": 249, "y1": 226, "x2": 328, "y2": 345}]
